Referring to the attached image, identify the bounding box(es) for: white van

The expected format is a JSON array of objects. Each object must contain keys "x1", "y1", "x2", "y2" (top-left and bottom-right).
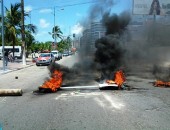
[
  {"x1": 50, "y1": 50, "x2": 62, "y2": 60},
  {"x1": 0, "y1": 46, "x2": 22, "y2": 60}
]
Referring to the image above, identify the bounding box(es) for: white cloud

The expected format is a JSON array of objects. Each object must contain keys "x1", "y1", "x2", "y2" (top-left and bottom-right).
[
  {"x1": 25, "y1": 5, "x2": 32, "y2": 12},
  {"x1": 39, "y1": 8, "x2": 53, "y2": 13},
  {"x1": 35, "y1": 31, "x2": 47, "y2": 36},
  {"x1": 71, "y1": 23, "x2": 84, "y2": 35},
  {"x1": 39, "y1": 19, "x2": 50, "y2": 28}
]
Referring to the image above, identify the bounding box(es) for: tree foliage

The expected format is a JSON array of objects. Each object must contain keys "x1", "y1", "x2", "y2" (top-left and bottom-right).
[
  {"x1": 0, "y1": 2, "x2": 73, "y2": 55},
  {"x1": 52, "y1": 26, "x2": 63, "y2": 41}
]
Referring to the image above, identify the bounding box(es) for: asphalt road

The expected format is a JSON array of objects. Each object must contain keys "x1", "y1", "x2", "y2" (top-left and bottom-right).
[{"x1": 0, "y1": 54, "x2": 170, "y2": 130}]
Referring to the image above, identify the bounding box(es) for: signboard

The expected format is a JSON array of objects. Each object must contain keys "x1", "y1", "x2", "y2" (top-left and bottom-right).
[
  {"x1": 133, "y1": 0, "x2": 170, "y2": 15},
  {"x1": 51, "y1": 42, "x2": 58, "y2": 49}
]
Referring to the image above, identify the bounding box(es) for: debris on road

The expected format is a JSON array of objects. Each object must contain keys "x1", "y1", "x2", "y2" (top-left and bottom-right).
[
  {"x1": 0, "y1": 89, "x2": 22, "y2": 96},
  {"x1": 154, "y1": 80, "x2": 170, "y2": 88},
  {"x1": 39, "y1": 70, "x2": 63, "y2": 92},
  {"x1": 99, "y1": 70, "x2": 126, "y2": 90}
]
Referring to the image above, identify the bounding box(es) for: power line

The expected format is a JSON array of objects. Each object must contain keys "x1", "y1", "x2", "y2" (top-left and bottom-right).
[
  {"x1": 53, "y1": 0, "x2": 94, "y2": 5},
  {"x1": 29, "y1": 1, "x2": 99, "y2": 12},
  {"x1": 56, "y1": 1, "x2": 99, "y2": 8}
]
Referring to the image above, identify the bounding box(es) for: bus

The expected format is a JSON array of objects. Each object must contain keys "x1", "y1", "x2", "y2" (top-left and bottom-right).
[{"x1": 0, "y1": 46, "x2": 22, "y2": 60}]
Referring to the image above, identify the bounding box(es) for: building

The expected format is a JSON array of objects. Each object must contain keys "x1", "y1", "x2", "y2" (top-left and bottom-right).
[{"x1": 80, "y1": 22, "x2": 106, "y2": 52}]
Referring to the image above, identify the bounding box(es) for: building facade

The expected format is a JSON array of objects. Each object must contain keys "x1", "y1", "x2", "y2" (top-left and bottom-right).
[{"x1": 80, "y1": 22, "x2": 106, "y2": 52}]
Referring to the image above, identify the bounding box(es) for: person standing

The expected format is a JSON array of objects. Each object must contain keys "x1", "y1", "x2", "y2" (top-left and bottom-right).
[
  {"x1": 4, "y1": 51, "x2": 9, "y2": 66},
  {"x1": 8, "y1": 51, "x2": 13, "y2": 62}
]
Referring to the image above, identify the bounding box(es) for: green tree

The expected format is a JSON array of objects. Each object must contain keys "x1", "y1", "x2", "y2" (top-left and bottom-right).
[
  {"x1": 24, "y1": 23, "x2": 37, "y2": 53},
  {"x1": 52, "y1": 26, "x2": 63, "y2": 42},
  {"x1": 4, "y1": 3, "x2": 21, "y2": 57},
  {"x1": 25, "y1": 31, "x2": 35, "y2": 51},
  {"x1": 1, "y1": 2, "x2": 37, "y2": 59},
  {"x1": 29, "y1": 41, "x2": 52, "y2": 53},
  {"x1": 66, "y1": 36, "x2": 72, "y2": 49},
  {"x1": 57, "y1": 36, "x2": 72, "y2": 52}
]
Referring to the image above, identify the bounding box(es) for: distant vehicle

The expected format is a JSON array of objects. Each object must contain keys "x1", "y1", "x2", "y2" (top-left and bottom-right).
[
  {"x1": 51, "y1": 50, "x2": 62, "y2": 60},
  {"x1": 58, "y1": 52, "x2": 63, "y2": 59},
  {"x1": 69, "y1": 51, "x2": 73, "y2": 55},
  {"x1": 36, "y1": 53, "x2": 55, "y2": 66},
  {"x1": 62, "y1": 51, "x2": 69, "y2": 57},
  {"x1": 0, "y1": 46, "x2": 22, "y2": 60}
]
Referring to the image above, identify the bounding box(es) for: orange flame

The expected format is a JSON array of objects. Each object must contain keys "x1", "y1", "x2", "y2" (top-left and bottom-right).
[
  {"x1": 154, "y1": 80, "x2": 170, "y2": 87},
  {"x1": 40, "y1": 70, "x2": 63, "y2": 92},
  {"x1": 106, "y1": 70, "x2": 126, "y2": 88},
  {"x1": 114, "y1": 70, "x2": 126, "y2": 87}
]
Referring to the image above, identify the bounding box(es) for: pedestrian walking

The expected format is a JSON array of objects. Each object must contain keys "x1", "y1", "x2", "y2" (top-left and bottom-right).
[
  {"x1": 4, "y1": 50, "x2": 9, "y2": 66},
  {"x1": 8, "y1": 51, "x2": 13, "y2": 62},
  {"x1": 31, "y1": 52, "x2": 36, "y2": 59}
]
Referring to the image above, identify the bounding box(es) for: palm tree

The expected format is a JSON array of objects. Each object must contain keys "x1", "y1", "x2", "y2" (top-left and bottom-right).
[
  {"x1": 3, "y1": 2, "x2": 37, "y2": 60},
  {"x1": 52, "y1": 26, "x2": 63, "y2": 41},
  {"x1": 66, "y1": 36, "x2": 72, "y2": 44},
  {"x1": 5, "y1": 3, "x2": 21, "y2": 57},
  {"x1": 23, "y1": 24, "x2": 37, "y2": 51},
  {"x1": 26, "y1": 24, "x2": 37, "y2": 34},
  {"x1": 25, "y1": 31, "x2": 35, "y2": 51}
]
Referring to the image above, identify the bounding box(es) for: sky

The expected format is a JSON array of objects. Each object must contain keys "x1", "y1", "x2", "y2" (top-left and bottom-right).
[{"x1": 3, "y1": 0, "x2": 132, "y2": 43}]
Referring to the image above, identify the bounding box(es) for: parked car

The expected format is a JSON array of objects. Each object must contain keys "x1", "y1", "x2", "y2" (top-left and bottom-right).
[
  {"x1": 69, "y1": 51, "x2": 73, "y2": 55},
  {"x1": 62, "y1": 51, "x2": 69, "y2": 57},
  {"x1": 58, "y1": 52, "x2": 63, "y2": 59},
  {"x1": 51, "y1": 50, "x2": 62, "y2": 60},
  {"x1": 36, "y1": 53, "x2": 55, "y2": 66}
]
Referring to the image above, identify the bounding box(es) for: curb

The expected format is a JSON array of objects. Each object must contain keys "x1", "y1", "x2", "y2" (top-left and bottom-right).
[{"x1": 0, "y1": 64, "x2": 35, "y2": 75}]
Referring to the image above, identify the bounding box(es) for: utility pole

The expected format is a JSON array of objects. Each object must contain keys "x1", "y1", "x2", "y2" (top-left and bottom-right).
[
  {"x1": 1, "y1": 0, "x2": 5, "y2": 71},
  {"x1": 52, "y1": 7, "x2": 57, "y2": 49},
  {"x1": 53, "y1": 7, "x2": 64, "y2": 49},
  {"x1": 54, "y1": 7, "x2": 56, "y2": 44},
  {"x1": 21, "y1": 0, "x2": 26, "y2": 65}
]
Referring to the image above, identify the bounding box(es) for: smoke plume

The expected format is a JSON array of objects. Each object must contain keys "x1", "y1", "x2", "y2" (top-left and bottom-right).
[
  {"x1": 49, "y1": 0, "x2": 170, "y2": 84},
  {"x1": 48, "y1": 0, "x2": 132, "y2": 84},
  {"x1": 94, "y1": 12, "x2": 130, "y2": 79},
  {"x1": 122, "y1": 16, "x2": 170, "y2": 80}
]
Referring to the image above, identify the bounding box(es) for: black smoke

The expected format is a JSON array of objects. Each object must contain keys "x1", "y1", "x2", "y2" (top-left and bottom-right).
[
  {"x1": 46, "y1": 1, "x2": 132, "y2": 86},
  {"x1": 102, "y1": 12, "x2": 130, "y2": 35},
  {"x1": 47, "y1": 12, "x2": 131, "y2": 84},
  {"x1": 47, "y1": 61, "x2": 97, "y2": 86},
  {"x1": 95, "y1": 12, "x2": 131, "y2": 79}
]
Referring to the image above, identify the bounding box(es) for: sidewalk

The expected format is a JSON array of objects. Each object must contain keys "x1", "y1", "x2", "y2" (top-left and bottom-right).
[{"x1": 0, "y1": 57, "x2": 35, "y2": 74}]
